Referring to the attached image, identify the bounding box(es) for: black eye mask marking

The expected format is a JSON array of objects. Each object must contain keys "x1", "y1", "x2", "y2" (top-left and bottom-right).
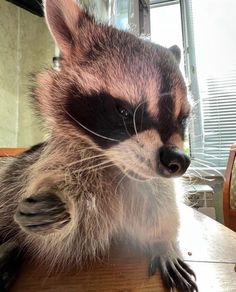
[
  {"x1": 64, "y1": 86, "x2": 188, "y2": 148},
  {"x1": 65, "y1": 89, "x2": 153, "y2": 148},
  {"x1": 65, "y1": 89, "x2": 131, "y2": 147},
  {"x1": 156, "y1": 69, "x2": 189, "y2": 143},
  {"x1": 157, "y1": 72, "x2": 175, "y2": 143}
]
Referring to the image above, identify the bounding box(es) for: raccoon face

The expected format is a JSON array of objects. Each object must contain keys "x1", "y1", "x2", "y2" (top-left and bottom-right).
[{"x1": 41, "y1": 0, "x2": 190, "y2": 179}]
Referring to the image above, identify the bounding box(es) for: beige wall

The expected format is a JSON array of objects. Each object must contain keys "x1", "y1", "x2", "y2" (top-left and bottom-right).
[
  {"x1": 0, "y1": 2, "x2": 18, "y2": 147},
  {"x1": 0, "y1": 1, "x2": 54, "y2": 147},
  {"x1": 0, "y1": 0, "x2": 109, "y2": 148}
]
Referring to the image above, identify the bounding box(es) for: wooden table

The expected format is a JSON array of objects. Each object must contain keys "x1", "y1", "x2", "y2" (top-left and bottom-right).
[{"x1": 11, "y1": 205, "x2": 236, "y2": 292}]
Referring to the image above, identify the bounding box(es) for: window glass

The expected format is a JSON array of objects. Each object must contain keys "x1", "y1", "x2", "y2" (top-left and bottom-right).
[
  {"x1": 190, "y1": 0, "x2": 236, "y2": 167},
  {"x1": 150, "y1": 3, "x2": 184, "y2": 74}
]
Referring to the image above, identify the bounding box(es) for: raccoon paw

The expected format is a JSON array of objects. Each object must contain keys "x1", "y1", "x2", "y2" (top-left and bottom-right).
[
  {"x1": 149, "y1": 255, "x2": 198, "y2": 292},
  {"x1": 14, "y1": 192, "x2": 71, "y2": 235},
  {"x1": 0, "y1": 241, "x2": 22, "y2": 291}
]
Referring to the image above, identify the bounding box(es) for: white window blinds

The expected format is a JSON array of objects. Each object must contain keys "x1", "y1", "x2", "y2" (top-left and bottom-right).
[{"x1": 200, "y1": 70, "x2": 236, "y2": 167}]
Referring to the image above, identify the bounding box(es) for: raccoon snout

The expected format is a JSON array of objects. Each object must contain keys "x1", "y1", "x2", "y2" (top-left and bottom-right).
[{"x1": 157, "y1": 146, "x2": 190, "y2": 177}]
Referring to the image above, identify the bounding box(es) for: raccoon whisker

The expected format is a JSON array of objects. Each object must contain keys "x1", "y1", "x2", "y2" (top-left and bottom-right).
[
  {"x1": 186, "y1": 168, "x2": 214, "y2": 182},
  {"x1": 182, "y1": 175, "x2": 201, "y2": 187},
  {"x1": 191, "y1": 157, "x2": 216, "y2": 167},
  {"x1": 78, "y1": 160, "x2": 114, "y2": 172},
  {"x1": 179, "y1": 175, "x2": 200, "y2": 189},
  {"x1": 78, "y1": 146, "x2": 102, "y2": 151},
  {"x1": 140, "y1": 102, "x2": 145, "y2": 132},
  {"x1": 122, "y1": 168, "x2": 150, "y2": 182},
  {"x1": 75, "y1": 163, "x2": 115, "y2": 176},
  {"x1": 133, "y1": 102, "x2": 145, "y2": 138},
  {"x1": 192, "y1": 152, "x2": 221, "y2": 160},
  {"x1": 180, "y1": 173, "x2": 199, "y2": 184},
  {"x1": 69, "y1": 159, "x2": 111, "y2": 172},
  {"x1": 115, "y1": 173, "x2": 127, "y2": 196},
  {"x1": 66, "y1": 154, "x2": 108, "y2": 167},
  {"x1": 186, "y1": 168, "x2": 203, "y2": 180},
  {"x1": 114, "y1": 166, "x2": 146, "y2": 196},
  {"x1": 190, "y1": 147, "x2": 220, "y2": 150},
  {"x1": 63, "y1": 107, "x2": 120, "y2": 142},
  {"x1": 122, "y1": 118, "x2": 132, "y2": 138},
  {"x1": 91, "y1": 163, "x2": 116, "y2": 172},
  {"x1": 190, "y1": 160, "x2": 224, "y2": 179}
]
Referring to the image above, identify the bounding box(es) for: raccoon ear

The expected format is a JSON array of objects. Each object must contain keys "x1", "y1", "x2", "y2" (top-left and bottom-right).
[
  {"x1": 169, "y1": 45, "x2": 181, "y2": 64},
  {"x1": 44, "y1": 0, "x2": 85, "y2": 57}
]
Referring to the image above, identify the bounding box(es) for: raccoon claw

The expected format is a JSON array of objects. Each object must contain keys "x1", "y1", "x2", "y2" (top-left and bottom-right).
[
  {"x1": 149, "y1": 256, "x2": 198, "y2": 292},
  {"x1": 0, "y1": 241, "x2": 22, "y2": 291},
  {"x1": 14, "y1": 192, "x2": 71, "y2": 235}
]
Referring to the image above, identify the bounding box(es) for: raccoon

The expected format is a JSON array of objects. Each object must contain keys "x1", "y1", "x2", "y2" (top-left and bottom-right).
[{"x1": 0, "y1": 0, "x2": 197, "y2": 291}]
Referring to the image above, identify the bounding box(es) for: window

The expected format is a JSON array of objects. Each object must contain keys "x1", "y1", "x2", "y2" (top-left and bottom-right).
[
  {"x1": 89, "y1": 0, "x2": 149, "y2": 35},
  {"x1": 185, "y1": 0, "x2": 236, "y2": 169},
  {"x1": 108, "y1": 0, "x2": 150, "y2": 35},
  {"x1": 150, "y1": 0, "x2": 184, "y2": 73},
  {"x1": 151, "y1": 0, "x2": 236, "y2": 169}
]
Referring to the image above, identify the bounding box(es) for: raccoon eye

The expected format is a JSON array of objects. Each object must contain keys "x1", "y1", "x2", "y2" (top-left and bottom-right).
[{"x1": 117, "y1": 106, "x2": 132, "y2": 119}]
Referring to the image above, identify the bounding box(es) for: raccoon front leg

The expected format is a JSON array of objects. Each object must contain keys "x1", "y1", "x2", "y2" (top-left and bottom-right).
[
  {"x1": 148, "y1": 241, "x2": 198, "y2": 292},
  {"x1": 14, "y1": 192, "x2": 71, "y2": 235}
]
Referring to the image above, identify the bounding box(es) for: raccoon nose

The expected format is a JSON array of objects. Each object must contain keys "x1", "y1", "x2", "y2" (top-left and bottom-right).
[{"x1": 158, "y1": 145, "x2": 190, "y2": 177}]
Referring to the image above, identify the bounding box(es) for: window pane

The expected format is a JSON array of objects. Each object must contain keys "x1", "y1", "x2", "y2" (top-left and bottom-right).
[
  {"x1": 190, "y1": 0, "x2": 236, "y2": 167},
  {"x1": 150, "y1": 3, "x2": 184, "y2": 73}
]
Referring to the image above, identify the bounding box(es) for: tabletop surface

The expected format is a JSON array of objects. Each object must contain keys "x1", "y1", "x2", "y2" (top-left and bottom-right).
[{"x1": 11, "y1": 204, "x2": 236, "y2": 292}]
